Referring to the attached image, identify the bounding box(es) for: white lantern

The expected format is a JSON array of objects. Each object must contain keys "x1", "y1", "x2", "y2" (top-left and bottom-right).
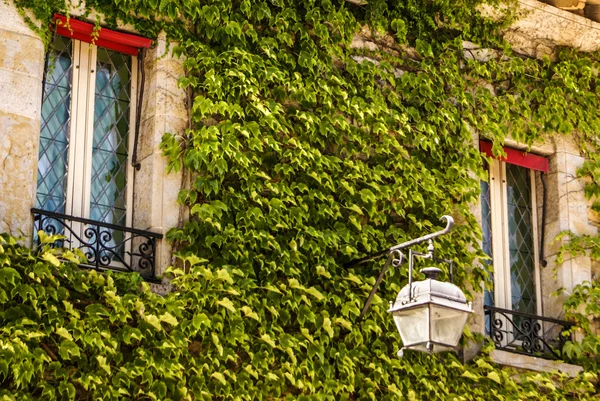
[{"x1": 388, "y1": 267, "x2": 472, "y2": 353}]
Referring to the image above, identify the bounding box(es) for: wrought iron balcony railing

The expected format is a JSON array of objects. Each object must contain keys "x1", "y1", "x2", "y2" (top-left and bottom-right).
[
  {"x1": 484, "y1": 305, "x2": 574, "y2": 360},
  {"x1": 32, "y1": 208, "x2": 162, "y2": 280}
]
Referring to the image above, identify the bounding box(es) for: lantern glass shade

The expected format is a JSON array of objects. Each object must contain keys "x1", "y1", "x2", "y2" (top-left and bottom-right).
[
  {"x1": 391, "y1": 306, "x2": 429, "y2": 348},
  {"x1": 391, "y1": 304, "x2": 470, "y2": 353},
  {"x1": 388, "y1": 270, "x2": 472, "y2": 353},
  {"x1": 430, "y1": 304, "x2": 470, "y2": 347}
]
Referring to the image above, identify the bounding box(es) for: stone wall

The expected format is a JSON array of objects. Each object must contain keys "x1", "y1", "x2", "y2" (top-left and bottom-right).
[
  {"x1": 482, "y1": 0, "x2": 600, "y2": 58},
  {"x1": 134, "y1": 33, "x2": 186, "y2": 291},
  {"x1": 0, "y1": 2, "x2": 45, "y2": 241},
  {"x1": 524, "y1": 137, "x2": 596, "y2": 326}
]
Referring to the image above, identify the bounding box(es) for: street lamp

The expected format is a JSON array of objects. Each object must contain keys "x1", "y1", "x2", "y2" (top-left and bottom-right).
[{"x1": 353, "y1": 216, "x2": 472, "y2": 354}]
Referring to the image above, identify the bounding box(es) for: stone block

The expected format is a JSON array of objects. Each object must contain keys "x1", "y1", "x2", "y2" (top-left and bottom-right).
[
  {"x1": 132, "y1": 151, "x2": 183, "y2": 277},
  {"x1": 542, "y1": 175, "x2": 561, "y2": 225},
  {"x1": 0, "y1": 29, "x2": 44, "y2": 77},
  {"x1": 161, "y1": 159, "x2": 183, "y2": 230},
  {"x1": 140, "y1": 68, "x2": 162, "y2": 118},
  {"x1": 490, "y1": 349, "x2": 583, "y2": 377},
  {"x1": 155, "y1": 80, "x2": 187, "y2": 119},
  {"x1": 0, "y1": 1, "x2": 43, "y2": 38},
  {"x1": 154, "y1": 32, "x2": 169, "y2": 59},
  {"x1": 133, "y1": 155, "x2": 164, "y2": 230},
  {"x1": 150, "y1": 281, "x2": 172, "y2": 295},
  {"x1": 496, "y1": 0, "x2": 600, "y2": 58},
  {"x1": 563, "y1": 153, "x2": 585, "y2": 177},
  {"x1": 137, "y1": 114, "x2": 187, "y2": 162},
  {"x1": 504, "y1": 135, "x2": 555, "y2": 156},
  {"x1": 553, "y1": 136, "x2": 582, "y2": 157},
  {"x1": 592, "y1": 260, "x2": 600, "y2": 280},
  {"x1": 542, "y1": 220, "x2": 564, "y2": 257},
  {"x1": 587, "y1": 199, "x2": 600, "y2": 228},
  {"x1": 0, "y1": 68, "x2": 43, "y2": 120},
  {"x1": 0, "y1": 111, "x2": 41, "y2": 240},
  {"x1": 140, "y1": 57, "x2": 187, "y2": 127},
  {"x1": 571, "y1": 255, "x2": 592, "y2": 285}
]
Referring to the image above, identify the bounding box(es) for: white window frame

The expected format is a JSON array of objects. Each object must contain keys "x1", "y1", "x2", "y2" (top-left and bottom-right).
[{"x1": 487, "y1": 158, "x2": 543, "y2": 316}]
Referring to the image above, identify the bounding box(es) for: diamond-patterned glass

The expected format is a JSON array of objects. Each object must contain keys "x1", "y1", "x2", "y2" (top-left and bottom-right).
[
  {"x1": 36, "y1": 36, "x2": 73, "y2": 213},
  {"x1": 480, "y1": 179, "x2": 494, "y2": 308},
  {"x1": 89, "y1": 47, "x2": 132, "y2": 230},
  {"x1": 506, "y1": 164, "x2": 537, "y2": 315}
]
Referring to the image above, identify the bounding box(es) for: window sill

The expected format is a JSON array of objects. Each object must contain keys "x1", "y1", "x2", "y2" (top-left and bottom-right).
[{"x1": 490, "y1": 349, "x2": 583, "y2": 377}]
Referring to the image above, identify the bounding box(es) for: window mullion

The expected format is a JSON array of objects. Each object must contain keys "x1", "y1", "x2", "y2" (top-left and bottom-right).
[
  {"x1": 68, "y1": 41, "x2": 94, "y2": 219},
  {"x1": 65, "y1": 40, "x2": 83, "y2": 218},
  {"x1": 490, "y1": 160, "x2": 510, "y2": 310},
  {"x1": 120, "y1": 55, "x2": 139, "y2": 267},
  {"x1": 80, "y1": 43, "x2": 98, "y2": 220},
  {"x1": 499, "y1": 161, "x2": 513, "y2": 311}
]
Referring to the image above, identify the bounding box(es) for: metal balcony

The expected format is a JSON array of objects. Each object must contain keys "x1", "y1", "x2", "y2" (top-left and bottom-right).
[
  {"x1": 484, "y1": 305, "x2": 574, "y2": 360},
  {"x1": 32, "y1": 208, "x2": 162, "y2": 280}
]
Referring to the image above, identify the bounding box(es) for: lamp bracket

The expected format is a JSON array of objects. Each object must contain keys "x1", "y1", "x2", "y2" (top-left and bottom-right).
[
  {"x1": 345, "y1": 215, "x2": 454, "y2": 268},
  {"x1": 356, "y1": 215, "x2": 455, "y2": 322}
]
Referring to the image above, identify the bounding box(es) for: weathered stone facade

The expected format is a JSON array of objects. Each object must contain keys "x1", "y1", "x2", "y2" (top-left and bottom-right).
[
  {"x1": 135, "y1": 33, "x2": 186, "y2": 291},
  {"x1": 0, "y1": 2, "x2": 45, "y2": 239},
  {"x1": 485, "y1": 0, "x2": 600, "y2": 58}
]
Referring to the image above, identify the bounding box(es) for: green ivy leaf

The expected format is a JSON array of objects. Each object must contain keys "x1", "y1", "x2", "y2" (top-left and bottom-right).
[
  {"x1": 461, "y1": 371, "x2": 479, "y2": 380},
  {"x1": 42, "y1": 252, "x2": 60, "y2": 267},
  {"x1": 55, "y1": 327, "x2": 72, "y2": 341},
  {"x1": 59, "y1": 340, "x2": 81, "y2": 360},
  {"x1": 217, "y1": 297, "x2": 236, "y2": 313},
  {"x1": 487, "y1": 371, "x2": 501, "y2": 384},
  {"x1": 241, "y1": 306, "x2": 260, "y2": 321},
  {"x1": 211, "y1": 372, "x2": 226, "y2": 385},
  {"x1": 160, "y1": 312, "x2": 179, "y2": 326},
  {"x1": 143, "y1": 314, "x2": 163, "y2": 331},
  {"x1": 260, "y1": 333, "x2": 277, "y2": 348}
]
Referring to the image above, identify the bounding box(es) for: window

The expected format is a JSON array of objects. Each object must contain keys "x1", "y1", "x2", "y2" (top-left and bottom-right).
[
  {"x1": 35, "y1": 15, "x2": 151, "y2": 227},
  {"x1": 36, "y1": 35, "x2": 136, "y2": 229},
  {"x1": 480, "y1": 142, "x2": 549, "y2": 316},
  {"x1": 480, "y1": 143, "x2": 579, "y2": 359},
  {"x1": 32, "y1": 16, "x2": 158, "y2": 274}
]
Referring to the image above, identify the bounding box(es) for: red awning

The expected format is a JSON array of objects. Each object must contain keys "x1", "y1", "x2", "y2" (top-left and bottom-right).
[
  {"x1": 480, "y1": 140, "x2": 549, "y2": 173},
  {"x1": 53, "y1": 14, "x2": 152, "y2": 56}
]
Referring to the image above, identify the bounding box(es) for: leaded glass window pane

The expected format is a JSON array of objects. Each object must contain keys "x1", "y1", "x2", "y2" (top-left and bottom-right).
[
  {"x1": 480, "y1": 179, "x2": 494, "y2": 308},
  {"x1": 89, "y1": 48, "x2": 132, "y2": 259},
  {"x1": 506, "y1": 164, "x2": 537, "y2": 315},
  {"x1": 36, "y1": 36, "x2": 73, "y2": 213},
  {"x1": 90, "y1": 47, "x2": 131, "y2": 228}
]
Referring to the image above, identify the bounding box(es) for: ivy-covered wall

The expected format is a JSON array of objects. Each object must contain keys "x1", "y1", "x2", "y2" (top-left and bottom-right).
[{"x1": 3, "y1": 0, "x2": 600, "y2": 399}]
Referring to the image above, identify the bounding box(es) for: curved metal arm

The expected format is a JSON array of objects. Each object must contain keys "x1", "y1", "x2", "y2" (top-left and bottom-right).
[
  {"x1": 389, "y1": 215, "x2": 453, "y2": 252},
  {"x1": 346, "y1": 215, "x2": 454, "y2": 268}
]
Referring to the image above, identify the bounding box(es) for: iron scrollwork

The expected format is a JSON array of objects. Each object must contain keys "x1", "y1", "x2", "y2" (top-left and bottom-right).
[
  {"x1": 484, "y1": 305, "x2": 573, "y2": 360},
  {"x1": 31, "y1": 208, "x2": 162, "y2": 280}
]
